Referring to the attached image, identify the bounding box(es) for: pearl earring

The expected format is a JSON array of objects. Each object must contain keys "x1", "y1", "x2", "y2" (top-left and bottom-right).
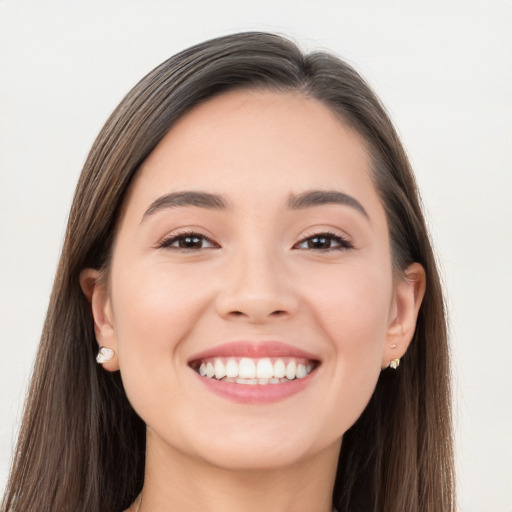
[{"x1": 96, "y1": 347, "x2": 115, "y2": 364}]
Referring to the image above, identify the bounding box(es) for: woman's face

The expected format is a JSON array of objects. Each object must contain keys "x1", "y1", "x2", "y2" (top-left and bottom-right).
[{"x1": 85, "y1": 89, "x2": 422, "y2": 471}]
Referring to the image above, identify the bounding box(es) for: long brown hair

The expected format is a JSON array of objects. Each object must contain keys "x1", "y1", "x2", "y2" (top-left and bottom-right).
[{"x1": 2, "y1": 32, "x2": 454, "y2": 512}]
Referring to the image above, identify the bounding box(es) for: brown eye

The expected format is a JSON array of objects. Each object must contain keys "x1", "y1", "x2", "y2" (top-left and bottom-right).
[
  {"x1": 160, "y1": 232, "x2": 218, "y2": 250},
  {"x1": 304, "y1": 235, "x2": 332, "y2": 249},
  {"x1": 295, "y1": 232, "x2": 353, "y2": 251},
  {"x1": 178, "y1": 235, "x2": 204, "y2": 249}
]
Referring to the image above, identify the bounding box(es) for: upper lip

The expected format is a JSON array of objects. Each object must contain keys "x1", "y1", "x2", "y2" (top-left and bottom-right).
[{"x1": 187, "y1": 340, "x2": 321, "y2": 363}]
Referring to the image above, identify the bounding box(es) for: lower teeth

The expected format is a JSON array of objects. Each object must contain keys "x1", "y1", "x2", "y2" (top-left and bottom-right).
[{"x1": 218, "y1": 377, "x2": 293, "y2": 385}]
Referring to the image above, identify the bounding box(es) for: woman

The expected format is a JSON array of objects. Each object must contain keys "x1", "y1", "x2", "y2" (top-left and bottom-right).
[{"x1": 1, "y1": 32, "x2": 454, "y2": 512}]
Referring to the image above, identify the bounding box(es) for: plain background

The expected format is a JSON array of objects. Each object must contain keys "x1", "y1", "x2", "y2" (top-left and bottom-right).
[{"x1": 1, "y1": 1, "x2": 511, "y2": 510}]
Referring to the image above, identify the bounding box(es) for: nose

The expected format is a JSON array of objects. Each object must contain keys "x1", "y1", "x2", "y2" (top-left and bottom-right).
[{"x1": 215, "y1": 248, "x2": 299, "y2": 324}]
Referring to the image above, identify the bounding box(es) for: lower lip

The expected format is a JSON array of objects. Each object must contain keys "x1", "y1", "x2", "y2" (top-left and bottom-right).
[{"x1": 193, "y1": 371, "x2": 316, "y2": 404}]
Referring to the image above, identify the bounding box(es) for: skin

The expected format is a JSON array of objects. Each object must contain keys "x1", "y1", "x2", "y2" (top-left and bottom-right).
[{"x1": 81, "y1": 89, "x2": 425, "y2": 512}]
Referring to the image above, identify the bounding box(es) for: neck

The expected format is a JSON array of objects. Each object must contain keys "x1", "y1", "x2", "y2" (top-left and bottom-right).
[{"x1": 135, "y1": 431, "x2": 341, "y2": 512}]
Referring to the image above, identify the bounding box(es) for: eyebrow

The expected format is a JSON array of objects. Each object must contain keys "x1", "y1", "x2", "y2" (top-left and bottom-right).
[
  {"x1": 142, "y1": 191, "x2": 229, "y2": 221},
  {"x1": 286, "y1": 190, "x2": 369, "y2": 219},
  {"x1": 141, "y1": 188, "x2": 368, "y2": 222}
]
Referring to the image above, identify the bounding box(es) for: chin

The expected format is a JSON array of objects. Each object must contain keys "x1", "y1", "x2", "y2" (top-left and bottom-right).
[
  {"x1": 199, "y1": 442, "x2": 317, "y2": 472},
  {"x1": 185, "y1": 420, "x2": 340, "y2": 473}
]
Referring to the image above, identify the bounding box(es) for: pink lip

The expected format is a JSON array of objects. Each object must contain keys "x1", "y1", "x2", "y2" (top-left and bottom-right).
[
  {"x1": 194, "y1": 373, "x2": 315, "y2": 404},
  {"x1": 188, "y1": 340, "x2": 320, "y2": 363},
  {"x1": 188, "y1": 341, "x2": 320, "y2": 404}
]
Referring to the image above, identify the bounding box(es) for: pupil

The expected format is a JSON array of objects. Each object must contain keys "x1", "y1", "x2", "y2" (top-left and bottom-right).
[
  {"x1": 309, "y1": 236, "x2": 329, "y2": 249},
  {"x1": 181, "y1": 236, "x2": 201, "y2": 248}
]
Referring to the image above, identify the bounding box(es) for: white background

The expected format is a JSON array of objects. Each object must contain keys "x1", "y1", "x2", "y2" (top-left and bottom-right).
[{"x1": 0, "y1": 1, "x2": 511, "y2": 510}]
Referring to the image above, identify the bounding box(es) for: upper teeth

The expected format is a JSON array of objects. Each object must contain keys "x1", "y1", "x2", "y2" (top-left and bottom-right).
[{"x1": 196, "y1": 357, "x2": 313, "y2": 381}]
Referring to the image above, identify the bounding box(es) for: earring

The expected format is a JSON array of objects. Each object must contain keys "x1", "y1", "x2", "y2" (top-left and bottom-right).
[
  {"x1": 96, "y1": 347, "x2": 115, "y2": 364},
  {"x1": 389, "y1": 358, "x2": 400, "y2": 369}
]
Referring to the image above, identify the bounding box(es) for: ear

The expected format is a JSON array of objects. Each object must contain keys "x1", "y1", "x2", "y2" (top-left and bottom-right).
[
  {"x1": 382, "y1": 262, "x2": 426, "y2": 369},
  {"x1": 80, "y1": 268, "x2": 119, "y2": 371}
]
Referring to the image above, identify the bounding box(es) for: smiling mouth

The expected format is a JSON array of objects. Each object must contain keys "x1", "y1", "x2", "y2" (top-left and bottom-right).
[{"x1": 189, "y1": 357, "x2": 319, "y2": 385}]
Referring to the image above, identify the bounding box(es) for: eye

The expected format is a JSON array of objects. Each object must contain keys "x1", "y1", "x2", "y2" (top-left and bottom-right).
[
  {"x1": 294, "y1": 231, "x2": 354, "y2": 251},
  {"x1": 159, "y1": 231, "x2": 219, "y2": 251}
]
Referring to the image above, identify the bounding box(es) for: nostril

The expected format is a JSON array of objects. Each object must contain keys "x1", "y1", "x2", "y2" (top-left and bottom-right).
[{"x1": 227, "y1": 309, "x2": 287, "y2": 319}]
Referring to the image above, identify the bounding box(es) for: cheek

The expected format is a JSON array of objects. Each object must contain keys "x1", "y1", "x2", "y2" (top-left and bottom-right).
[
  {"x1": 112, "y1": 260, "x2": 206, "y2": 342},
  {"x1": 302, "y1": 262, "x2": 392, "y2": 420},
  {"x1": 109, "y1": 260, "x2": 213, "y2": 394},
  {"x1": 304, "y1": 260, "x2": 393, "y2": 347},
  {"x1": 108, "y1": 260, "x2": 213, "y2": 427}
]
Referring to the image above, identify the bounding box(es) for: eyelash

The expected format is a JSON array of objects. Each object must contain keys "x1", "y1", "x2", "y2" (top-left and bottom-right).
[
  {"x1": 158, "y1": 231, "x2": 219, "y2": 251},
  {"x1": 158, "y1": 230, "x2": 354, "y2": 252},
  {"x1": 294, "y1": 230, "x2": 354, "y2": 251}
]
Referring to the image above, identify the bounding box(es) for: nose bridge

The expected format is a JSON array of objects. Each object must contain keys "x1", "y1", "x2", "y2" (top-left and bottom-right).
[{"x1": 215, "y1": 238, "x2": 297, "y2": 322}]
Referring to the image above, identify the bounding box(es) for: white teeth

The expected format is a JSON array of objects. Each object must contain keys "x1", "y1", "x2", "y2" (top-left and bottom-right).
[
  {"x1": 285, "y1": 360, "x2": 297, "y2": 380},
  {"x1": 274, "y1": 359, "x2": 286, "y2": 378},
  {"x1": 206, "y1": 362, "x2": 215, "y2": 378},
  {"x1": 226, "y1": 359, "x2": 238, "y2": 378},
  {"x1": 214, "y1": 359, "x2": 226, "y2": 379},
  {"x1": 296, "y1": 363, "x2": 307, "y2": 379},
  {"x1": 256, "y1": 358, "x2": 274, "y2": 379},
  {"x1": 195, "y1": 357, "x2": 316, "y2": 382},
  {"x1": 239, "y1": 358, "x2": 256, "y2": 379}
]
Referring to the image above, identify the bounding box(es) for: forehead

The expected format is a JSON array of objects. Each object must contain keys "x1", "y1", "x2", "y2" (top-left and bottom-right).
[{"x1": 126, "y1": 89, "x2": 383, "y2": 219}]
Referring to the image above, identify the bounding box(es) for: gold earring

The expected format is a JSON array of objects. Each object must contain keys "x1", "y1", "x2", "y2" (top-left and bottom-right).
[
  {"x1": 389, "y1": 358, "x2": 400, "y2": 370},
  {"x1": 96, "y1": 347, "x2": 115, "y2": 364}
]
